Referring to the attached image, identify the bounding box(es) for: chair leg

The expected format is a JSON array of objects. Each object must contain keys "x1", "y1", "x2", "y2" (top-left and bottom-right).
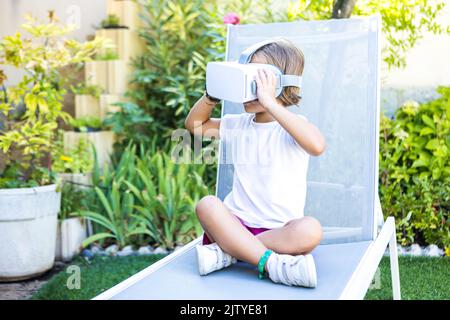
[{"x1": 388, "y1": 228, "x2": 401, "y2": 300}]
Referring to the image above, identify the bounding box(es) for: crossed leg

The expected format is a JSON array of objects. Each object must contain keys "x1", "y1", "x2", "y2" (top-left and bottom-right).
[{"x1": 196, "y1": 195, "x2": 323, "y2": 268}]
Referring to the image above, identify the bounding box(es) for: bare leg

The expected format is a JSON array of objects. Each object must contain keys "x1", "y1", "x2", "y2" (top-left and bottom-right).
[
  {"x1": 197, "y1": 196, "x2": 323, "y2": 265},
  {"x1": 256, "y1": 217, "x2": 323, "y2": 255},
  {"x1": 196, "y1": 195, "x2": 267, "y2": 265}
]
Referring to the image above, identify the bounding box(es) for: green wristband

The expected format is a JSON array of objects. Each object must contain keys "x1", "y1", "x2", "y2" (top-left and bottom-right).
[{"x1": 258, "y1": 249, "x2": 273, "y2": 279}]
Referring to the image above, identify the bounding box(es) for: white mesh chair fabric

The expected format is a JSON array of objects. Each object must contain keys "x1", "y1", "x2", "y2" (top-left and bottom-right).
[{"x1": 217, "y1": 16, "x2": 381, "y2": 245}]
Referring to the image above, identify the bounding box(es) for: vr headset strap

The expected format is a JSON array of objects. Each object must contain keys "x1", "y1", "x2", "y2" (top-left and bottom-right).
[
  {"x1": 239, "y1": 40, "x2": 303, "y2": 89},
  {"x1": 280, "y1": 75, "x2": 302, "y2": 88},
  {"x1": 238, "y1": 40, "x2": 274, "y2": 64}
]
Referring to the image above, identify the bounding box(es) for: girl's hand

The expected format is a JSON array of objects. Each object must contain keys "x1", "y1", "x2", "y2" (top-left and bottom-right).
[{"x1": 255, "y1": 69, "x2": 278, "y2": 109}]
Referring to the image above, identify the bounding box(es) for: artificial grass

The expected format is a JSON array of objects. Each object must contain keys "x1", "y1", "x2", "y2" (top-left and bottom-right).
[
  {"x1": 31, "y1": 254, "x2": 166, "y2": 300},
  {"x1": 32, "y1": 255, "x2": 449, "y2": 300},
  {"x1": 365, "y1": 256, "x2": 449, "y2": 300}
]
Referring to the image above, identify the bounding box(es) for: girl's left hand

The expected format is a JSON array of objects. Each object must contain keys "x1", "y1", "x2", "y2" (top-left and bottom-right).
[{"x1": 255, "y1": 69, "x2": 278, "y2": 109}]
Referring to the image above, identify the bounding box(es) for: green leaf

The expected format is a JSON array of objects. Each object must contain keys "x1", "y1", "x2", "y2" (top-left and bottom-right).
[
  {"x1": 94, "y1": 186, "x2": 115, "y2": 222},
  {"x1": 419, "y1": 127, "x2": 434, "y2": 136},
  {"x1": 425, "y1": 139, "x2": 439, "y2": 150},
  {"x1": 432, "y1": 168, "x2": 441, "y2": 180},
  {"x1": 78, "y1": 210, "x2": 116, "y2": 233},
  {"x1": 81, "y1": 232, "x2": 114, "y2": 248},
  {"x1": 421, "y1": 115, "x2": 435, "y2": 129},
  {"x1": 419, "y1": 171, "x2": 430, "y2": 180},
  {"x1": 126, "y1": 227, "x2": 149, "y2": 237}
]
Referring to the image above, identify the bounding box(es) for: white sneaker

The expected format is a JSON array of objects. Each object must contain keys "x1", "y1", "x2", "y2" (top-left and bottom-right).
[
  {"x1": 196, "y1": 243, "x2": 237, "y2": 276},
  {"x1": 266, "y1": 253, "x2": 317, "y2": 288}
]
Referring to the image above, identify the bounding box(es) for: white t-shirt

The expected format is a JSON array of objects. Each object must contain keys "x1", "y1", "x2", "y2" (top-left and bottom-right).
[{"x1": 220, "y1": 112, "x2": 310, "y2": 229}]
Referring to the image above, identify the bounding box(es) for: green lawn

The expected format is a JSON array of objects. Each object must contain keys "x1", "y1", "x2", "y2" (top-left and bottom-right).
[
  {"x1": 365, "y1": 256, "x2": 449, "y2": 300},
  {"x1": 32, "y1": 255, "x2": 449, "y2": 300},
  {"x1": 32, "y1": 255, "x2": 166, "y2": 300}
]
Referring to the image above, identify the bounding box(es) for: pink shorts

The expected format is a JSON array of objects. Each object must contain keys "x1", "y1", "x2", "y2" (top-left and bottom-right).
[{"x1": 202, "y1": 215, "x2": 271, "y2": 245}]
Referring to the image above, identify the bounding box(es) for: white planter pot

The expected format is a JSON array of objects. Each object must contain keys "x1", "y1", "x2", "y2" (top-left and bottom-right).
[
  {"x1": 56, "y1": 173, "x2": 94, "y2": 239},
  {"x1": 55, "y1": 217, "x2": 87, "y2": 262},
  {"x1": 0, "y1": 184, "x2": 60, "y2": 282}
]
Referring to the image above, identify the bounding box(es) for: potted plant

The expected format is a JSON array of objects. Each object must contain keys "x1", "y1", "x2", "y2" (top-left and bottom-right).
[
  {"x1": 96, "y1": 14, "x2": 128, "y2": 61},
  {"x1": 69, "y1": 115, "x2": 103, "y2": 133},
  {"x1": 100, "y1": 14, "x2": 128, "y2": 29},
  {"x1": 107, "y1": 0, "x2": 142, "y2": 31},
  {"x1": 53, "y1": 136, "x2": 95, "y2": 261},
  {"x1": 72, "y1": 82, "x2": 123, "y2": 120},
  {"x1": 95, "y1": 48, "x2": 120, "y2": 61},
  {"x1": 64, "y1": 116, "x2": 115, "y2": 167},
  {"x1": 71, "y1": 83, "x2": 105, "y2": 97},
  {"x1": 95, "y1": 13, "x2": 143, "y2": 62},
  {"x1": 90, "y1": 13, "x2": 141, "y2": 93},
  {"x1": 53, "y1": 133, "x2": 94, "y2": 186},
  {"x1": 55, "y1": 182, "x2": 94, "y2": 261},
  {"x1": 0, "y1": 12, "x2": 104, "y2": 281},
  {"x1": 85, "y1": 57, "x2": 127, "y2": 95},
  {"x1": 71, "y1": 83, "x2": 104, "y2": 118}
]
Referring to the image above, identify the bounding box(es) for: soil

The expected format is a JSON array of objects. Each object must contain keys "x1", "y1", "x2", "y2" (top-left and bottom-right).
[{"x1": 0, "y1": 261, "x2": 67, "y2": 300}]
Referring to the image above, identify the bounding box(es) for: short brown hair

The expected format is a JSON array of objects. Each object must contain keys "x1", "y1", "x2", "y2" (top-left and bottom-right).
[{"x1": 251, "y1": 38, "x2": 305, "y2": 106}]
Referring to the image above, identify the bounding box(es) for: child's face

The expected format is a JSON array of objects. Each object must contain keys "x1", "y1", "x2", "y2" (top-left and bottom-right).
[{"x1": 243, "y1": 54, "x2": 279, "y2": 113}]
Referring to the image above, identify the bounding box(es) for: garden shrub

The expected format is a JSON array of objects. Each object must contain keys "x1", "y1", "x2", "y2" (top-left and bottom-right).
[
  {"x1": 52, "y1": 134, "x2": 93, "y2": 174},
  {"x1": 118, "y1": 0, "x2": 285, "y2": 147},
  {"x1": 60, "y1": 182, "x2": 97, "y2": 221},
  {"x1": 79, "y1": 142, "x2": 210, "y2": 249},
  {"x1": 379, "y1": 86, "x2": 450, "y2": 252},
  {"x1": 0, "y1": 13, "x2": 104, "y2": 188}
]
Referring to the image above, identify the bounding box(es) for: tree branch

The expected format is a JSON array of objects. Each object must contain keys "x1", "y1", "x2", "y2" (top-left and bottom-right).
[{"x1": 332, "y1": 0, "x2": 357, "y2": 19}]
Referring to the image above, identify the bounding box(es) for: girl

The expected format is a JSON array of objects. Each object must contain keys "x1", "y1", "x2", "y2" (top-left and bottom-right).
[{"x1": 184, "y1": 39, "x2": 326, "y2": 287}]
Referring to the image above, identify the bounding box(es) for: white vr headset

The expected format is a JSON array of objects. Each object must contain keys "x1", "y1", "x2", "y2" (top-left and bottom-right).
[{"x1": 206, "y1": 40, "x2": 302, "y2": 103}]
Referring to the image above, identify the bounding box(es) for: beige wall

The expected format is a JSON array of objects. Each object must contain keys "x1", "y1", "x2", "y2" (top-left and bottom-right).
[
  {"x1": 0, "y1": 0, "x2": 107, "y2": 86},
  {"x1": 381, "y1": 4, "x2": 450, "y2": 89},
  {"x1": 379, "y1": 4, "x2": 450, "y2": 115},
  {"x1": 382, "y1": 33, "x2": 450, "y2": 88}
]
